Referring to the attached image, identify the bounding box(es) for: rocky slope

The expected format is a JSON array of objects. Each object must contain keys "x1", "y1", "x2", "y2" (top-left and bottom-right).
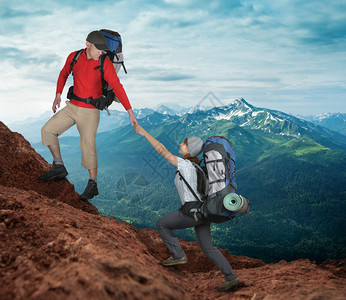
[
  {"x1": 0, "y1": 121, "x2": 345, "y2": 300},
  {"x1": 0, "y1": 122, "x2": 97, "y2": 215}
]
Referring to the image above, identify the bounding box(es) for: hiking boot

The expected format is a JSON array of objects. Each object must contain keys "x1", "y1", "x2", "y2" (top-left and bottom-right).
[
  {"x1": 161, "y1": 255, "x2": 188, "y2": 266},
  {"x1": 39, "y1": 162, "x2": 68, "y2": 181},
  {"x1": 80, "y1": 179, "x2": 99, "y2": 200},
  {"x1": 218, "y1": 278, "x2": 240, "y2": 292}
]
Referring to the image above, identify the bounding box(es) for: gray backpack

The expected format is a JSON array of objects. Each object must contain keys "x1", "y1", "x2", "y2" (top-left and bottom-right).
[{"x1": 178, "y1": 136, "x2": 250, "y2": 223}]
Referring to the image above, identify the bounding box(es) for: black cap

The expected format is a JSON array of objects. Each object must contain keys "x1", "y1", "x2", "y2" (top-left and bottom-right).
[{"x1": 86, "y1": 31, "x2": 109, "y2": 50}]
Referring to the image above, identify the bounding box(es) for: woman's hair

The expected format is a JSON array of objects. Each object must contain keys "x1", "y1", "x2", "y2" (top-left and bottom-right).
[{"x1": 183, "y1": 138, "x2": 201, "y2": 164}]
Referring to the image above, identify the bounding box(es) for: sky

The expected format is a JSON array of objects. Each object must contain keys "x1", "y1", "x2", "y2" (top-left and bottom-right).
[{"x1": 0, "y1": 0, "x2": 345, "y2": 125}]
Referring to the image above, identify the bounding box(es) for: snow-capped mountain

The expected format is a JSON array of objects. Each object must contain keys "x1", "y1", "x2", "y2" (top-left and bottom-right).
[
  {"x1": 171, "y1": 98, "x2": 345, "y2": 152},
  {"x1": 138, "y1": 112, "x2": 179, "y2": 126},
  {"x1": 298, "y1": 113, "x2": 346, "y2": 136},
  {"x1": 188, "y1": 98, "x2": 298, "y2": 135},
  {"x1": 7, "y1": 106, "x2": 175, "y2": 143},
  {"x1": 154, "y1": 103, "x2": 190, "y2": 115},
  {"x1": 184, "y1": 98, "x2": 344, "y2": 141},
  {"x1": 6, "y1": 98, "x2": 346, "y2": 151},
  {"x1": 151, "y1": 105, "x2": 183, "y2": 116}
]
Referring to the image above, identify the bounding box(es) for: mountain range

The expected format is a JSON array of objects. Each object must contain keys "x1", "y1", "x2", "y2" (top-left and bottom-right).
[
  {"x1": 8, "y1": 99, "x2": 346, "y2": 144},
  {"x1": 7, "y1": 104, "x2": 190, "y2": 144},
  {"x1": 182, "y1": 99, "x2": 346, "y2": 151},
  {"x1": 299, "y1": 113, "x2": 346, "y2": 136},
  {"x1": 30, "y1": 98, "x2": 346, "y2": 264}
]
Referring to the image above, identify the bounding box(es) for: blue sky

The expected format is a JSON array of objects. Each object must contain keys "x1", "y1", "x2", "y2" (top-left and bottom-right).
[{"x1": 0, "y1": 0, "x2": 345, "y2": 124}]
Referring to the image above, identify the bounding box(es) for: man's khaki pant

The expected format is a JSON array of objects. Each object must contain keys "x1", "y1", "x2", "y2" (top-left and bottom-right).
[{"x1": 41, "y1": 101, "x2": 100, "y2": 169}]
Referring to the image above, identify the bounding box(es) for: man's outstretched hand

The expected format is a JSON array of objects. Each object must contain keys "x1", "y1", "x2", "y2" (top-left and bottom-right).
[{"x1": 127, "y1": 109, "x2": 138, "y2": 126}]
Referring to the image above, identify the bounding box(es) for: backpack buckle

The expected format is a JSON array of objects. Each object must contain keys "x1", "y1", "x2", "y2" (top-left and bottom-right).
[{"x1": 85, "y1": 97, "x2": 93, "y2": 105}]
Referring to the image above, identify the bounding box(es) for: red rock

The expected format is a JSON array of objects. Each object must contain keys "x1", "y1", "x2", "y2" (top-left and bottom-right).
[
  {"x1": 0, "y1": 122, "x2": 98, "y2": 215},
  {"x1": 137, "y1": 227, "x2": 265, "y2": 273},
  {"x1": 0, "y1": 186, "x2": 187, "y2": 299},
  {"x1": 1, "y1": 121, "x2": 346, "y2": 300}
]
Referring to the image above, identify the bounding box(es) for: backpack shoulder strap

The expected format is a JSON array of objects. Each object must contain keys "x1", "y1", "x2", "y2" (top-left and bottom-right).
[
  {"x1": 176, "y1": 170, "x2": 201, "y2": 202},
  {"x1": 92, "y1": 54, "x2": 108, "y2": 88},
  {"x1": 69, "y1": 49, "x2": 84, "y2": 73},
  {"x1": 192, "y1": 161, "x2": 208, "y2": 198},
  {"x1": 191, "y1": 161, "x2": 205, "y2": 175}
]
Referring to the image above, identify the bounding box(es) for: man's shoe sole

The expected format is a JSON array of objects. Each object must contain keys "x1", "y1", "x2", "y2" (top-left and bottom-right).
[
  {"x1": 39, "y1": 172, "x2": 68, "y2": 181},
  {"x1": 80, "y1": 191, "x2": 99, "y2": 200}
]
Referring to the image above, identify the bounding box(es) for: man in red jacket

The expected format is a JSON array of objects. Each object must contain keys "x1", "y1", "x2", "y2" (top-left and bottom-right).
[{"x1": 40, "y1": 31, "x2": 137, "y2": 200}]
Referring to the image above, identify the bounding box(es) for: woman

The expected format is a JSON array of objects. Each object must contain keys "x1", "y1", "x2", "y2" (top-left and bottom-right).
[{"x1": 134, "y1": 124, "x2": 239, "y2": 292}]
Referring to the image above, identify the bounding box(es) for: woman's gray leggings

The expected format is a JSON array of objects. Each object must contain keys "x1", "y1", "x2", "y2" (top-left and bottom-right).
[{"x1": 156, "y1": 210, "x2": 237, "y2": 281}]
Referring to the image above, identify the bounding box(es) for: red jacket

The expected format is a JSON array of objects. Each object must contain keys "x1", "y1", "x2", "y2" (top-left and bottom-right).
[{"x1": 56, "y1": 49, "x2": 131, "y2": 110}]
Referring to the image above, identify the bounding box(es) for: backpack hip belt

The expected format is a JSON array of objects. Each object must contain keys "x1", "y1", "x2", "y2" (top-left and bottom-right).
[
  {"x1": 67, "y1": 86, "x2": 93, "y2": 104},
  {"x1": 67, "y1": 86, "x2": 113, "y2": 114}
]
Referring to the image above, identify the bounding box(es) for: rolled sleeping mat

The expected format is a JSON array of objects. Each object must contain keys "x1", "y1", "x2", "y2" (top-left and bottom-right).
[{"x1": 223, "y1": 193, "x2": 250, "y2": 214}]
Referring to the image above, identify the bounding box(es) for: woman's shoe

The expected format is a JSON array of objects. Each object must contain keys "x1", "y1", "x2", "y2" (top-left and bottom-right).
[
  {"x1": 218, "y1": 278, "x2": 240, "y2": 291},
  {"x1": 161, "y1": 255, "x2": 188, "y2": 266}
]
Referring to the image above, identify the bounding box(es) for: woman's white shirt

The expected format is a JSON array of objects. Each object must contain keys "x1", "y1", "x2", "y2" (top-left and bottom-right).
[{"x1": 174, "y1": 157, "x2": 200, "y2": 204}]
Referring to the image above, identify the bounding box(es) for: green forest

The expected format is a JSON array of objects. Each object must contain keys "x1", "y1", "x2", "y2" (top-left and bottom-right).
[{"x1": 35, "y1": 116, "x2": 346, "y2": 263}]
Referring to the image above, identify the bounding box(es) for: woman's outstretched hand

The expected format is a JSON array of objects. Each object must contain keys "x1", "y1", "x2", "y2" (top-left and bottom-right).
[
  {"x1": 133, "y1": 124, "x2": 178, "y2": 167},
  {"x1": 134, "y1": 124, "x2": 146, "y2": 136}
]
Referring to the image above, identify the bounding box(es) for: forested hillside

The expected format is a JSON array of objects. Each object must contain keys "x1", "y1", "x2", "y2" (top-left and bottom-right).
[{"x1": 34, "y1": 101, "x2": 346, "y2": 263}]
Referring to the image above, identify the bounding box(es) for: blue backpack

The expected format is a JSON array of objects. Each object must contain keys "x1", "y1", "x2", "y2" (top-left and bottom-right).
[
  {"x1": 99, "y1": 29, "x2": 127, "y2": 75},
  {"x1": 179, "y1": 136, "x2": 249, "y2": 223},
  {"x1": 67, "y1": 29, "x2": 127, "y2": 114}
]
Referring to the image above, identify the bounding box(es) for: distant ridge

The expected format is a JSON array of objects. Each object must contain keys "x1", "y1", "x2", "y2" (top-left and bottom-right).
[
  {"x1": 299, "y1": 113, "x2": 346, "y2": 136},
  {"x1": 184, "y1": 98, "x2": 346, "y2": 151},
  {"x1": 7, "y1": 98, "x2": 346, "y2": 150}
]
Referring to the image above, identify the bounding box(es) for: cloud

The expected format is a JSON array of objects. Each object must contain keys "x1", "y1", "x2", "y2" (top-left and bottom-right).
[
  {"x1": 0, "y1": 0, "x2": 345, "y2": 125},
  {"x1": 0, "y1": 7, "x2": 51, "y2": 18},
  {"x1": 148, "y1": 74, "x2": 194, "y2": 81},
  {"x1": 0, "y1": 47, "x2": 22, "y2": 60},
  {"x1": 163, "y1": 0, "x2": 244, "y2": 14},
  {"x1": 245, "y1": 0, "x2": 346, "y2": 48},
  {"x1": 0, "y1": 46, "x2": 59, "y2": 65}
]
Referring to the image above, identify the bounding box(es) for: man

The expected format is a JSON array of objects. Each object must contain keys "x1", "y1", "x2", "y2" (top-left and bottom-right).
[{"x1": 40, "y1": 31, "x2": 137, "y2": 200}]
